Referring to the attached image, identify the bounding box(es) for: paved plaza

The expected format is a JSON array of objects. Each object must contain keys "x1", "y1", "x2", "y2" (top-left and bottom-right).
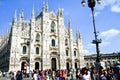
[{"x1": 0, "y1": 77, "x2": 30, "y2": 80}]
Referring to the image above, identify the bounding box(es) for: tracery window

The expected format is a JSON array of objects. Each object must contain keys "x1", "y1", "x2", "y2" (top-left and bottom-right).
[
  {"x1": 74, "y1": 51, "x2": 76, "y2": 56},
  {"x1": 36, "y1": 47, "x2": 39, "y2": 54},
  {"x1": 36, "y1": 33, "x2": 40, "y2": 42},
  {"x1": 65, "y1": 39, "x2": 68, "y2": 46},
  {"x1": 51, "y1": 21, "x2": 55, "y2": 33},
  {"x1": 23, "y1": 46, "x2": 27, "y2": 54},
  {"x1": 52, "y1": 39, "x2": 55, "y2": 47},
  {"x1": 66, "y1": 50, "x2": 69, "y2": 56}
]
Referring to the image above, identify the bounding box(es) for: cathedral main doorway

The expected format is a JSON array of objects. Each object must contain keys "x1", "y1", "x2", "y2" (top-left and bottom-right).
[
  {"x1": 75, "y1": 62, "x2": 77, "y2": 69},
  {"x1": 35, "y1": 62, "x2": 39, "y2": 70},
  {"x1": 66, "y1": 62, "x2": 70, "y2": 70},
  {"x1": 51, "y1": 58, "x2": 56, "y2": 70},
  {"x1": 21, "y1": 62, "x2": 27, "y2": 72}
]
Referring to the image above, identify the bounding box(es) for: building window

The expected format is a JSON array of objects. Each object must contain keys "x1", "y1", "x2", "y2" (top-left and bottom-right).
[
  {"x1": 52, "y1": 39, "x2": 55, "y2": 47},
  {"x1": 23, "y1": 46, "x2": 27, "y2": 54},
  {"x1": 75, "y1": 62, "x2": 77, "y2": 69},
  {"x1": 36, "y1": 47, "x2": 39, "y2": 54},
  {"x1": 51, "y1": 21, "x2": 55, "y2": 33},
  {"x1": 51, "y1": 25, "x2": 54, "y2": 32},
  {"x1": 65, "y1": 39, "x2": 68, "y2": 46},
  {"x1": 66, "y1": 50, "x2": 68, "y2": 56},
  {"x1": 36, "y1": 33, "x2": 40, "y2": 42},
  {"x1": 74, "y1": 51, "x2": 76, "y2": 56}
]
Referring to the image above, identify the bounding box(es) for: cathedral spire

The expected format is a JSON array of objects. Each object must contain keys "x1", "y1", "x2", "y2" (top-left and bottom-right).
[
  {"x1": 21, "y1": 9, "x2": 24, "y2": 19},
  {"x1": 14, "y1": 10, "x2": 17, "y2": 20},
  {"x1": 45, "y1": 0, "x2": 48, "y2": 12},
  {"x1": 18, "y1": 13, "x2": 22, "y2": 26},
  {"x1": 31, "y1": 7, "x2": 35, "y2": 18},
  {"x1": 58, "y1": 8, "x2": 63, "y2": 17},
  {"x1": 12, "y1": 10, "x2": 17, "y2": 25},
  {"x1": 68, "y1": 19, "x2": 71, "y2": 29},
  {"x1": 76, "y1": 28, "x2": 81, "y2": 39},
  {"x1": 42, "y1": 2, "x2": 45, "y2": 12}
]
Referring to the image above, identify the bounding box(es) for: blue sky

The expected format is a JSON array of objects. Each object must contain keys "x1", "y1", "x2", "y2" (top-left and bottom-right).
[{"x1": 0, "y1": 0, "x2": 120, "y2": 55}]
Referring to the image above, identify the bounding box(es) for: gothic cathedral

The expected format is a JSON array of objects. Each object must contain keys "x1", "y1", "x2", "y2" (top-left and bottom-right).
[{"x1": 0, "y1": 3, "x2": 84, "y2": 72}]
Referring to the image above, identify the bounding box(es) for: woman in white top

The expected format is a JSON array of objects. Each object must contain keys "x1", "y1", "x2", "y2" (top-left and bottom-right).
[
  {"x1": 81, "y1": 67, "x2": 91, "y2": 80},
  {"x1": 33, "y1": 71, "x2": 37, "y2": 80}
]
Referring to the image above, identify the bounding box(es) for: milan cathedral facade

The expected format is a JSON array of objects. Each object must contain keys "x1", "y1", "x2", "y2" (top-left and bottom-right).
[{"x1": 0, "y1": 3, "x2": 84, "y2": 72}]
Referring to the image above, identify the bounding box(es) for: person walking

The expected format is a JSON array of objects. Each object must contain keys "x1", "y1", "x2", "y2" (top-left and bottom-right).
[
  {"x1": 33, "y1": 71, "x2": 37, "y2": 80},
  {"x1": 11, "y1": 72, "x2": 15, "y2": 80},
  {"x1": 16, "y1": 71, "x2": 23, "y2": 80}
]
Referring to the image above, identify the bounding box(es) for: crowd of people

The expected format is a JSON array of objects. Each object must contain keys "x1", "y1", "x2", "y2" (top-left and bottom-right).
[{"x1": 7, "y1": 61, "x2": 120, "y2": 80}]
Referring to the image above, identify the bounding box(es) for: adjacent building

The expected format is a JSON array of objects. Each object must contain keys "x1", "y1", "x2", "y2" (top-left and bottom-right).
[
  {"x1": 0, "y1": 3, "x2": 84, "y2": 72},
  {"x1": 84, "y1": 53, "x2": 120, "y2": 69}
]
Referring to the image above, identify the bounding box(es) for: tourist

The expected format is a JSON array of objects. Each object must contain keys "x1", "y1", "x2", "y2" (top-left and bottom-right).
[
  {"x1": 81, "y1": 67, "x2": 91, "y2": 80},
  {"x1": 90, "y1": 67, "x2": 98, "y2": 80},
  {"x1": 16, "y1": 71, "x2": 22, "y2": 80},
  {"x1": 99, "y1": 68, "x2": 107, "y2": 80}
]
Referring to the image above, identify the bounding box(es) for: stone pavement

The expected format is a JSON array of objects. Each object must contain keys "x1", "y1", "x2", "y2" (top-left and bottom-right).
[
  {"x1": 0, "y1": 77, "x2": 71, "y2": 80},
  {"x1": 0, "y1": 77, "x2": 10, "y2": 80},
  {"x1": 0, "y1": 77, "x2": 31, "y2": 80}
]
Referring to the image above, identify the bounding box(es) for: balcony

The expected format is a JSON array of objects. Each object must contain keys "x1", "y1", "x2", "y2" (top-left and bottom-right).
[
  {"x1": 34, "y1": 41, "x2": 41, "y2": 47},
  {"x1": 74, "y1": 56, "x2": 79, "y2": 60},
  {"x1": 20, "y1": 54, "x2": 28, "y2": 57},
  {"x1": 49, "y1": 45, "x2": 58, "y2": 52},
  {"x1": 50, "y1": 32, "x2": 57, "y2": 37},
  {"x1": 66, "y1": 56, "x2": 71, "y2": 60},
  {"x1": 34, "y1": 54, "x2": 41, "y2": 58}
]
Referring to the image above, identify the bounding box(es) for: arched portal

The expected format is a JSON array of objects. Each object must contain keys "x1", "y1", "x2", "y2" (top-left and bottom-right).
[
  {"x1": 51, "y1": 58, "x2": 56, "y2": 70},
  {"x1": 35, "y1": 62, "x2": 39, "y2": 70},
  {"x1": 66, "y1": 62, "x2": 69, "y2": 70},
  {"x1": 21, "y1": 62, "x2": 27, "y2": 71},
  {"x1": 75, "y1": 62, "x2": 77, "y2": 69}
]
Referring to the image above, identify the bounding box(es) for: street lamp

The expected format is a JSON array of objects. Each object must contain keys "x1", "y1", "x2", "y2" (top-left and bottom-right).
[{"x1": 81, "y1": 0, "x2": 102, "y2": 68}]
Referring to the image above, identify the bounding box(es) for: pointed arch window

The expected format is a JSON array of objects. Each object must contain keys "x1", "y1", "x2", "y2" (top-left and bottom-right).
[
  {"x1": 23, "y1": 46, "x2": 27, "y2": 54},
  {"x1": 74, "y1": 51, "x2": 76, "y2": 56},
  {"x1": 36, "y1": 33, "x2": 40, "y2": 42},
  {"x1": 51, "y1": 21, "x2": 55, "y2": 33},
  {"x1": 36, "y1": 47, "x2": 39, "y2": 54},
  {"x1": 66, "y1": 50, "x2": 69, "y2": 56},
  {"x1": 52, "y1": 39, "x2": 55, "y2": 47},
  {"x1": 65, "y1": 39, "x2": 68, "y2": 46}
]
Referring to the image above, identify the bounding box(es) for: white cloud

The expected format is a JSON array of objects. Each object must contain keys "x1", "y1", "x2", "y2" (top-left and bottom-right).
[
  {"x1": 87, "y1": 43, "x2": 94, "y2": 47},
  {"x1": 94, "y1": 12, "x2": 100, "y2": 17},
  {"x1": 111, "y1": 5, "x2": 120, "y2": 13},
  {"x1": 95, "y1": 0, "x2": 120, "y2": 13},
  {"x1": 100, "y1": 41, "x2": 110, "y2": 47},
  {"x1": 100, "y1": 29, "x2": 120, "y2": 40},
  {"x1": 83, "y1": 50, "x2": 94, "y2": 55},
  {"x1": 90, "y1": 12, "x2": 100, "y2": 17},
  {"x1": 96, "y1": 0, "x2": 116, "y2": 10}
]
